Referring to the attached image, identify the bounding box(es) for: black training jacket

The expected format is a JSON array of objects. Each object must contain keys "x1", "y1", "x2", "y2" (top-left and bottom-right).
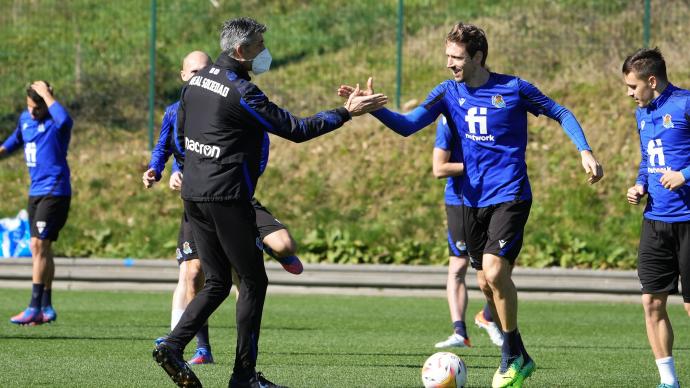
[{"x1": 175, "y1": 54, "x2": 351, "y2": 202}]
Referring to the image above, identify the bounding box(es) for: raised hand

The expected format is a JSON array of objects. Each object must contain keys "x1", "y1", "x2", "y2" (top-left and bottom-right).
[
  {"x1": 344, "y1": 82, "x2": 387, "y2": 116},
  {"x1": 580, "y1": 150, "x2": 603, "y2": 184},
  {"x1": 338, "y1": 77, "x2": 375, "y2": 99},
  {"x1": 30, "y1": 80, "x2": 56, "y2": 106}
]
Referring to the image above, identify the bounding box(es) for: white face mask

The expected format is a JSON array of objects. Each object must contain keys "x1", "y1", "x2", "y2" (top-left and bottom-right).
[{"x1": 250, "y1": 48, "x2": 272, "y2": 74}]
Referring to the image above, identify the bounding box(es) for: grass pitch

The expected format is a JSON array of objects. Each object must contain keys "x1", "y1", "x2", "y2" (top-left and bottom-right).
[{"x1": 0, "y1": 288, "x2": 688, "y2": 387}]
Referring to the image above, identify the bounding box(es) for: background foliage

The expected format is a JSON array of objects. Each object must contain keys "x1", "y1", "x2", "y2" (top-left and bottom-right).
[{"x1": 1, "y1": 0, "x2": 689, "y2": 267}]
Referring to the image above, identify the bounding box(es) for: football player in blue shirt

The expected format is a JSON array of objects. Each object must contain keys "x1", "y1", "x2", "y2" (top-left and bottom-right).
[
  {"x1": 623, "y1": 47, "x2": 690, "y2": 388},
  {"x1": 340, "y1": 22, "x2": 603, "y2": 387},
  {"x1": 432, "y1": 116, "x2": 503, "y2": 349},
  {"x1": 1, "y1": 81, "x2": 73, "y2": 325}
]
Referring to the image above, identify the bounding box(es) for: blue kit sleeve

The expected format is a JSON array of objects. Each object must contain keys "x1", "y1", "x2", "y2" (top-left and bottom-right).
[
  {"x1": 371, "y1": 83, "x2": 446, "y2": 137},
  {"x1": 48, "y1": 102, "x2": 73, "y2": 131},
  {"x1": 148, "y1": 108, "x2": 175, "y2": 180},
  {"x1": 1, "y1": 123, "x2": 23, "y2": 153},
  {"x1": 518, "y1": 79, "x2": 591, "y2": 152},
  {"x1": 434, "y1": 116, "x2": 451, "y2": 150}
]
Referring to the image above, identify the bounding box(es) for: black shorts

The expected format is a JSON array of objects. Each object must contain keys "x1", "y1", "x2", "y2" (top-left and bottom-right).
[
  {"x1": 446, "y1": 204, "x2": 468, "y2": 257},
  {"x1": 27, "y1": 195, "x2": 71, "y2": 241},
  {"x1": 637, "y1": 218, "x2": 690, "y2": 302},
  {"x1": 176, "y1": 211, "x2": 199, "y2": 265},
  {"x1": 462, "y1": 199, "x2": 531, "y2": 270},
  {"x1": 175, "y1": 198, "x2": 286, "y2": 264},
  {"x1": 252, "y1": 198, "x2": 287, "y2": 240}
]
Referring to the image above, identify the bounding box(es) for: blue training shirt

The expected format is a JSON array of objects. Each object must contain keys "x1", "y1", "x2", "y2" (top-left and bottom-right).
[
  {"x1": 634, "y1": 83, "x2": 690, "y2": 222},
  {"x1": 373, "y1": 72, "x2": 591, "y2": 207},
  {"x1": 149, "y1": 101, "x2": 270, "y2": 178},
  {"x1": 2, "y1": 102, "x2": 73, "y2": 196},
  {"x1": 434, "y1": 115, "x2": 463, "y2": 205}
]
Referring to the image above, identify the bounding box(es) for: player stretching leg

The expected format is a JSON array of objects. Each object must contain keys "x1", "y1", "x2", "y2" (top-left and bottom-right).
[
  {"x1": 432, "y1": 116, "x2": 503, "y2": 349},
  {"x1": 2, "y1": 81, "x2": 72, "y2": 326},
  {"x1": 623, "y1": 47, "x2": 689, "y2": 388},
  {"x1": 340, "y1": 22, "x2": 603, "y2": 387}
]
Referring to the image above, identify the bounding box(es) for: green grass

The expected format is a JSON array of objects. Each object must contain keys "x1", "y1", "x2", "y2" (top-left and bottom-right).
[{"x1": 1, "y1": 288, "x2": 688, "y2": 387}]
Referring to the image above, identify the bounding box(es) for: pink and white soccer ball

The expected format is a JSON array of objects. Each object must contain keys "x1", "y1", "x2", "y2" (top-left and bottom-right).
[{"x1": 421, "y1": 352, "x2": 467, "y2": 388}]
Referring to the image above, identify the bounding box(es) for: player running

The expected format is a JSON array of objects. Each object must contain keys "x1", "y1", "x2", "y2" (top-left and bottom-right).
[
  {"x1": 340, "y1": 22, "x2": 603, "y2": 387},
  {"x1": 1, "y1": 81, "x2": 73, "y2": 326},
  {"x1": 432, "y1": 115, "x2": 503, "y2": 349},
  {"x1": 623, "y1": 47, "x2": 689, "y2": 388}
]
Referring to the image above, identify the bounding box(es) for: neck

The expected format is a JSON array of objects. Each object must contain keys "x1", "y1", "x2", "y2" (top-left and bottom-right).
[
  {"x1": 653, "y1": 80, "x2": 670, "y2": 99},
  {"x1": 465, "y1": 67, "x2": 490, "y2": 88}
]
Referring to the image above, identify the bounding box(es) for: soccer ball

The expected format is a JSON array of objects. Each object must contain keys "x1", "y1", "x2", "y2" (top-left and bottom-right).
[{"x1": 421, "y1": 352, "x2": 467, "y2": 388}]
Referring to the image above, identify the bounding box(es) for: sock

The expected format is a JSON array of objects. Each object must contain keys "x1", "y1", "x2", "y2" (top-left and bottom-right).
[
  {"x1": 656, "y1": 356, "x2": 678, "y2": 386},
  {"x1": 41, "y1": 288, "x2": 52, "y2": 308},
  {"x1": 500, "y1": 329, "x2": 521, "y2": 371},
  {"x1": 483, "y1": 304, "x2": 494, "y2": 322},
  {"x1": 196, "y1": 324, "x2": 210, "y2": 350},
  {"x1": 453, "y1": 320, "x2": 468, "y2": 338},
  {"x1": 263, "y1": 245, "x2": 277, "y2": 258},
  {"x1": 516, "y1": 329, "x2": 531, "y2": 362},
  {"x1": 29, "y1": 283, "x2": 44, "y2": 308},
  {"x1": 171, "y1": 309, "x2": 185, "y2": 331}
]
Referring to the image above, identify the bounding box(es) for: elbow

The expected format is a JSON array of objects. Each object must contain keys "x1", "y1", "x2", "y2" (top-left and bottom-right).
[{"x1": 432, "y1": 167, "x2": 445, "y2": 179}]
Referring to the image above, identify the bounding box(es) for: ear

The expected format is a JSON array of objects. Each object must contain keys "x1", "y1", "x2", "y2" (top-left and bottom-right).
[
  {"x1": 648, "y1": 75, "x2": 657, "y2": 90},
  {"x1": 235, "y1": 44, "x2": 246, "y2": 61}
]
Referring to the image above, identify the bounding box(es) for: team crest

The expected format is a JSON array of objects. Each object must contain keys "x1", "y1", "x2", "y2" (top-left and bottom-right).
[
  {"x1": 662, "y1": 114, "x2": 674, "y2": 128},
  {"x1": 176, "y1": 248, "x2": 183, "y2": 260},
  {"x1": 182, "y1": 241, "x2": 192, "y2": 255},
  {"x1": 491, "y1": 94, "x2": 506, "y2": 108},
  {"x1": 37, "y1": 123, "x2": 45, "y2": 133},
  {"x1": 640, "y1": 120, "x2": 645, "y2": 131},
  {"x1": 455, "y1": 240, "x2": 467, "y2": 253},
  {"x1": 36, "y1": 221, "x2": 46, "y2": 234}
]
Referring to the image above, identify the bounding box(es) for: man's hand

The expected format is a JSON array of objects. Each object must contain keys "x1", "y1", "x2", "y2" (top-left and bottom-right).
[
  {"x1": 30, "y1": 81, "x2": 55, "y2": 106},
  {"x1": 344, "y1": 83, "x2": 387, "y2": 117},
  {"x1": 580, "y1": 150, "x2": 604, "y2": 184},
  {"x1": 169, "y1": 171, "x2": 183, "y2": 191},
  {"x1": 627, "y1": 184, "x2": 646, "y2": 205},
  {"x1": 660, "y1": 170, "x2": 686, "y2": 191},
  {"x1": 338, "y1": 77, "x2": 375, "y2": 99},
  {"x1": 142, "y1": 168, "x2": 157, "y2": 188}
]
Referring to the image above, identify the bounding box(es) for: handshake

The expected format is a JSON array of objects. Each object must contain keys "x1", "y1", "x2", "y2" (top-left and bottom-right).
[{"x1": 340, "y1": 77, "x2": 387, "y2": 117}]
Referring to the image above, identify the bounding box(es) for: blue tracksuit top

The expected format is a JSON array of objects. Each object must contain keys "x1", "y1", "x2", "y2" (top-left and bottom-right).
[
  {"x1": 434, "y1": 115, "x2": 464, "y2": 206},
  {"x1": 2, "y1": 102, "x2": 73, "y2": 196},
  {"x1": 634, "y1": 83, "x2": 690, "y2": 222},
  {"x1": 373, "y1": 72, "x2": 591, "y2": 207},
  {"x1": 149, "y1": 101, "x2": 270, "y2": 179}
]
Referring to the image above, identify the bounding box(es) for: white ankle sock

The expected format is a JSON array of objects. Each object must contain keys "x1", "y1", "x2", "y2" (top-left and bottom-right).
[
  {"x1": 655, "y1": 356, "x2": 678, "y2": 386},
  {"x1": 171, "y1": 309, "x2": 185, "y2": 330}
]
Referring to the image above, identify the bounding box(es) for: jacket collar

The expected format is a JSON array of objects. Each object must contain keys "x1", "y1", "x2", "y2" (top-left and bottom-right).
[
  {"x1": 214, "y1": 52, "x2": 251, "y2": 81},
  {"x1": 647, "y1": 83, "x2": 677, "y2": 111}
]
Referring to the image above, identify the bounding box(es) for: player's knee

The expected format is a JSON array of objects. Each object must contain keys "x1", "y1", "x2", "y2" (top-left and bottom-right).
[
  {"x1": 184, "y1": 259, "x2": 203, "y2": 281},
  {"x1": 265, "y1": 231, "x2": 297, "y2": 257},
  {"x1": 642, "y1": 294, "x2": 666, "y2": 314}
]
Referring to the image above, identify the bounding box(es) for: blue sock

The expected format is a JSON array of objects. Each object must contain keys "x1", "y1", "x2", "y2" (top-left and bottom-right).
[
  {"x1": 41, "y1": 288, "x2": 52, "y2": 308},
  {"x1": 196, "y1": 324, "x2": 210, "y2": 350},
  {"x1": 500, "y1": 329, "x2": 522, "y2": 371},
  {"x1": 263, "y1": 245, "x2": 277, "y2": 259},
  {"x1": 29, "y1": 283, "x2": 44, "y2": 308},
  {"x1": 482, "y1": 304, "x2": 494, "y2": 322},
  {"x1": 516, "y1": 329, "x2": 531, "y2": 362},
  {"x1": 453, "y1": 320, "x2": 468, "y2": 338}
]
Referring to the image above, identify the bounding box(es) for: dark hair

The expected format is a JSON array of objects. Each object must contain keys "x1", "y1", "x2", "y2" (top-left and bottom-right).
[
  {"x1": 622, "y1": 47, "x2": 667, "y2": 82},
  {"x1": 26, "y1": 80, "x2": 52, "y2": 105},
  {"x1": 446, "y1": 22, "x2": 488, "y2": 66}
]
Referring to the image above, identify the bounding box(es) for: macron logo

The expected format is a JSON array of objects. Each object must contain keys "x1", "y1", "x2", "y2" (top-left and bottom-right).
[{"x1": 185, "y1": 137, "x2": 220, "y2": 159}]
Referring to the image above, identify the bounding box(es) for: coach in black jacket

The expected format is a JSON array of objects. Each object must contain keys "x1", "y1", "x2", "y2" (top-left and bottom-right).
[{"x1": 153, "y1": 17, "x2": 387, "y2": 388}]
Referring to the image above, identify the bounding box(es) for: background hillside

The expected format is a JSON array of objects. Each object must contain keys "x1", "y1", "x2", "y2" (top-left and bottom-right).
[{"x1": 1, "y1": 0, "x2": 688, "y2": 267}]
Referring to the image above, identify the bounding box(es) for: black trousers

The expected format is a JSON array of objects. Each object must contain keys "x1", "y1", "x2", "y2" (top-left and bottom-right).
[{"x1": 170, "y1": 200, "x2": 268, "y2": 380}]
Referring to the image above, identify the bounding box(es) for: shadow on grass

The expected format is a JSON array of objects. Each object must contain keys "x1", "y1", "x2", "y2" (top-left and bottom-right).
[{"x1": 0, "y1": 334, "x2": 153, "y2": 341}]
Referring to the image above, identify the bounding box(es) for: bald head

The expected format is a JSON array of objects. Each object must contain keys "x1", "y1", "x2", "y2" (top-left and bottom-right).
[{"x1": 181, "y1": 51, "x2": 211, "y2": 82}]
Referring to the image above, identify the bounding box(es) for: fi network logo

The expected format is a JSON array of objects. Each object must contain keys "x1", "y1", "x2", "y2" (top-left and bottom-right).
[{"x1": 464, "y1": 107, "x2": 494, "y2": 141}]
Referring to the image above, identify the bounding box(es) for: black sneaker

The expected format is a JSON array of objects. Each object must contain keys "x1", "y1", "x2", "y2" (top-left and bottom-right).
[
  {"x1": 229, "y1": 372, "x2": 287, "y2": 388},
  {"x1": 152, "y1": 341, "x2": 202, "y2": 387}
]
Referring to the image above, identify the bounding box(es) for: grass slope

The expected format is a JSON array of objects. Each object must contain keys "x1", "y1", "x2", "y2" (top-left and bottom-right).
[
  {"x1": 0, "y1": 1, "x2": 689, "y2": 266},
  {"x1": 1, "y1": 288, "x2": 689, "y2": 387}
]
